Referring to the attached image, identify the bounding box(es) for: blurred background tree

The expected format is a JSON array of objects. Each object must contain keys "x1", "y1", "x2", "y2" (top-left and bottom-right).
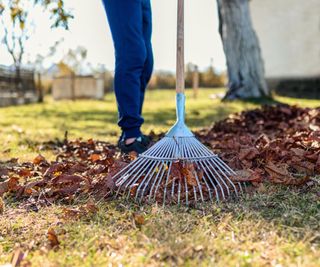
[
  {"x1": 217, "y1": 0, "x2": 270, "y2": 100},
  {"x1": 59, "y1": 46, "x2": 88, "y2": 76},
  {"x1": 0, "y1": 0, "x2": 73, "y2": 85}
]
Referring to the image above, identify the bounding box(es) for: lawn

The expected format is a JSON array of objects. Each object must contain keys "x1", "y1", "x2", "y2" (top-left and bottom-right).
[{"x1": 0, "y1": 89, "x2": 319, "y2": 266}]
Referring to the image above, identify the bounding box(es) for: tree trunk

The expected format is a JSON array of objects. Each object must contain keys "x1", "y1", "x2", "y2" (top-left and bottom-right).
[
  {"x1": 14, "y1": 65, "x2": 23, "y2": 96},
  {"x1": 37, "y1": 72, "x2": 44, "y2": 103},
  {"x1": 193, "y1": 65, "x2": 199, "y2": 99},
  {"x1": 217, "y1": 0, "x2": 270, "y2": 100}
]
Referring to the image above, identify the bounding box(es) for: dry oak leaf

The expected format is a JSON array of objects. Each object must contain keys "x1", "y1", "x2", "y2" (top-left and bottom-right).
[
  {"x1": 181, "y1": 163, "x2": 198, "y2": 187},
  {"x1": 52, "y1": 174, "x2": 84, "y2": 185},
  {"x1": 133, "y1": 213, "x2": 145, "y2": 227},
  {"x1": 292, "y1": 161, "x2": 315, "y2": 176},
  {"x1": 17, "y1": 168, "x2": 32, "y2": 177},
  {"x1": 239, "y1": 147, "x2": 260, "y2": 161},
  {"x1": 8, "y1": 177, "x2": 20, "y2": 191},
  {"x1": 265, "y1": 162, "x2": 309, "y2": 186},
  {"x1": 33, "y1": 154, "x2": 46, "y2": 165},
  {"x1": 90, "y1": 154, "x2": 101, "y2": 162},
  {"x1": 128, "y1": 151, "x2": 138, "y2": 161},
  {"x1": 85, "y1": 198, "x2": 99, "y2": 214},
  {"x1": 170, "y1": 162, "x2": 183, "y2": 182},
  {"x1": 230, "y1": 169, "x2": 263, "y2": 183},
  {"x1": 47, "y1": 228, "x2": 60, "y2": 247}
]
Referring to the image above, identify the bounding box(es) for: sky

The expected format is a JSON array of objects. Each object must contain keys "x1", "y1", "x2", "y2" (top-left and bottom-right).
[{"x1": 0, "y1": 0, "x2": 226, "y2": 72}]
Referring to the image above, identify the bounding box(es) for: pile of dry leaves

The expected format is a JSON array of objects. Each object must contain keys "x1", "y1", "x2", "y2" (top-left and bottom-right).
[
  {"x1": 0, "y1": 104, "x2": 319, "y2": 208},
  {"x1": 198, "y1": 104, "x2": 320, "y2": 185},
  {"x1": 0, "y1": 139, "x2": 122, "y2": 209}
]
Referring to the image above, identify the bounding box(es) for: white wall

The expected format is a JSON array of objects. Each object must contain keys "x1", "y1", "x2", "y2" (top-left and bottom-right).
[
  {"x1": 52, "y1": 77, "x2": 104, "y2": 100},
  {"x1": 250, "y1": 0, "x2": 320, "y2": 78}
]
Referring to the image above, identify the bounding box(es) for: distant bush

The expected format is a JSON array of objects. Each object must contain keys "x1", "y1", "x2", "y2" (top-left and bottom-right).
[
  {"x1": 149, "y1": 64, "x2": 225, "y2": 89},
  {"x1": 87, "y1": 63, "x2": 226, "y2": 92}
]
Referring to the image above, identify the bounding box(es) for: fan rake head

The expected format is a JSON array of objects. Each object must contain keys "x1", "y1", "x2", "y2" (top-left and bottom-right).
[
  {"x1": 112, "y1": 95, "x2": 243, "y2": 206},
  {"x1": 113, "y1": 136, "x2": 243, "y2": 206}
]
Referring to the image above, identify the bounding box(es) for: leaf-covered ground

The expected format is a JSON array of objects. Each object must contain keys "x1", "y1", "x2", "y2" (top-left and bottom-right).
[{"x1": 0, "y1": 90, "x2": 319, "y2": 266}]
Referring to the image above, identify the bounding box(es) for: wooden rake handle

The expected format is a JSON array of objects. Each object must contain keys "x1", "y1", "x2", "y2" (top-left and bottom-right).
[{"x1": 176, "y1": 0, "x2": 185, "y2": 94}]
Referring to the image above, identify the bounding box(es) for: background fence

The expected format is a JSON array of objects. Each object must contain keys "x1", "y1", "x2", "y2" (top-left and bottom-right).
[{"x1": 0, "y1": 65, "x2": 38, "y2": 107}]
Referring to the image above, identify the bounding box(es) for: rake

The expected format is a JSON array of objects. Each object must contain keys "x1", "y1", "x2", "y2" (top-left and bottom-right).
[{"x1": 112, "y1": 0, "x2": 243, "y2": 206}]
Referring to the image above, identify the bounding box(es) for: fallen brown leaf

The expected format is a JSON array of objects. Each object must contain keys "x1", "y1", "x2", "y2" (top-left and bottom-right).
[
  {"x1": 133, "y1": 213, "x2": 145, "y2": 227},
  {"x1": 181, "y1": 163, "x2": 197, "y2": 187},
  {"x1": 33, "y1": 154, "x2": 46, "y2": 165},
  {"x1": 230, "y1": 169, "x2": 263, "y2": 183},
  {"x1": 239, "y1": 147, "x2": 260, "y2": 161},
  {"x1": 90, "y1": 154, "x2": 101, "y2": 162},
  {"x1": 85, "y1": 198, "x2": 99, "y2": 214},
  {"x1": 47, "y1": 228, "x2": 60, "y2": 247},
  {"x1": 265, "y1": 162, "x2": 309, "y2": 185}
]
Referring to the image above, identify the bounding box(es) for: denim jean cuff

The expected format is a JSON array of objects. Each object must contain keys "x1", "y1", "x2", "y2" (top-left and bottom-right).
[{"x1": 124, "y1": 127, "x2": 141, "y2": 139}]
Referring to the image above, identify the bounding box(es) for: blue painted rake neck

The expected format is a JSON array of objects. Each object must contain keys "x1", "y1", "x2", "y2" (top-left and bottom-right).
[{"x1": 166, "y1": 93, "x2": 194, "y2": 138}]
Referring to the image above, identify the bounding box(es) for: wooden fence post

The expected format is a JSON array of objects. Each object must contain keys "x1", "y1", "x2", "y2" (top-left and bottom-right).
[{"x1": 193, "y1": 65, "x2": 199, "y2": 99}]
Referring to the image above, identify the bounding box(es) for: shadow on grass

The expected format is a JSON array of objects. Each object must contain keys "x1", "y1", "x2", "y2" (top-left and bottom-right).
[
  {"x1": 218, "y1": 183, "x2": 320, "y2": 240},
  {"x1": 224, "y1": 96, "x2": 286, "y2": 106},
  {"x1": 143, "y1": 105, "x2": 240, "y2": 129}
]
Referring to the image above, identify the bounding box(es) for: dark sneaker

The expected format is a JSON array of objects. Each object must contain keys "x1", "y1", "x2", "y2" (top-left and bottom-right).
[
  {"x1": 118, "y1": 136, "x2": 148, "y2": 154},
  {"x1": 141, "y1": 134, "x2": 151, "y2": 146},
  {"x1": 118, "y1": 134, "x2": 151, "y2": 148}
]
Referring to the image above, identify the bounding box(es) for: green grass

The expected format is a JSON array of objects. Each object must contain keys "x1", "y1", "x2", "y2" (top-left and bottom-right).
[{"x1": 0, "y1": 89, "x2": 319, "y2": 266}]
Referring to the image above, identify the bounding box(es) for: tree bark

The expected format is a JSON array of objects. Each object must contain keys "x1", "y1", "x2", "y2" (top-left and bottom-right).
[
  {"x1": 217, "y1": 0, "x2": 270, "y2": 100},
  {"x1": 37, "y1": 72, "x2": 44, "y2": 103},
  {"x1": 15, "y1": 65, "x2": 22, "y2": 95}
]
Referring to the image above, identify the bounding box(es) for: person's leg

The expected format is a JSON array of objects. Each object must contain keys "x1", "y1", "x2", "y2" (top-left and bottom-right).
[
  {"x1": 102, "y1": 0, "x2": 146, "y2": 139},
  {"x1": 139, "y1": 0, "x2": 154, "y2": 115}
]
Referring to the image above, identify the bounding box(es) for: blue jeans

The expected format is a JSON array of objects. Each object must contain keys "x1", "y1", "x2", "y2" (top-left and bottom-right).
[{"x1": 102, "y1": 0, "x2": 154, "y2": 139}]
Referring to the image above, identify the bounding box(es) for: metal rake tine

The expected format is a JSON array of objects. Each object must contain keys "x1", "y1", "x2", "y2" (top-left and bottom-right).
[
  {"x1": 171, "y1": 178, "x2": 176, "y2": 203},
  {"x1": 115, "y1": 158, "x2": 148, "y2": 194},
  {"x1": 134, "y1": 160, "x2": 159, "y2": 201},
  {"x1": 194, "y1": 170, "x2": 204, "y2": 203},
  {"x1": 162, "y1": 162, "x2": 173, "y2": 206},
  {"x1": 193, "y1": 138, "x2": 217, "y2": 157},
  {"x1": 214, "y1": 156, "x2": 236, "y2": 174},
  {"x1": 143, "y1": 162, "x2": 166, "y2": 203},
  {"x1": 116, "y1": 158, "x2": 151, "y2": 198},
  {"x1": 143, "y1": 140, "x2": 164, "y2": 157},
  {"x1": 190, "y1": 138, "x2": 206, "y2": 158},
  {"x1": 124, "y1": 159, "x2": 156, "y2": 200},
  {"x1": 203, "y1": 160, "x2": 231, "y2": 197},
  {"x1": 141, "y1": 143, "x2": 175, "y2": 202},
  {"x1": 186, "y1": 142, "x2": 214, "y2": 202},
  {"x1": 187, "y1": 143, "x2": 214, "y2": 202},
  {"x1": 193, "y1": 186, "x2": 197, "y2": 205},
  {"x1": 148, "y1": 161, "x2": 168, "y2": 202},
  {"x1": 209, "y1": 158, "x2": 239, "y2": 196},
  {"x1": 154, "y1": 161, "x2": 172, "y2": 203},
  {"x1": 115, "y1": 157, "x2": 145, "y2": 186},
  {"x1": 213, "y1": 157, "x2": 244, "y2": 193},
  {"x1": 198, "y1": 160, "x2": 220, "y2": 202},
  {"x1": 182, "y1": 139, "x2": 201, "y2": 206},
  {"x1": 136, "y1": 161, "x2": 163, "y2": 203},
  {"x1": 116, "y1": 159, "x2": 148, "y2": 195},
  {"x1": 194, "y1": 162, "x2": 213, "y2": 202},
  {"x1": 184, "y1": 176, "x2": 189, "y2": 207},
  {"x1": 177, "y1": 179, "x2": 182, "y2": 206},
  {"x1": 191, "y1": 140, "x2": 241, "y2": 196}
]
